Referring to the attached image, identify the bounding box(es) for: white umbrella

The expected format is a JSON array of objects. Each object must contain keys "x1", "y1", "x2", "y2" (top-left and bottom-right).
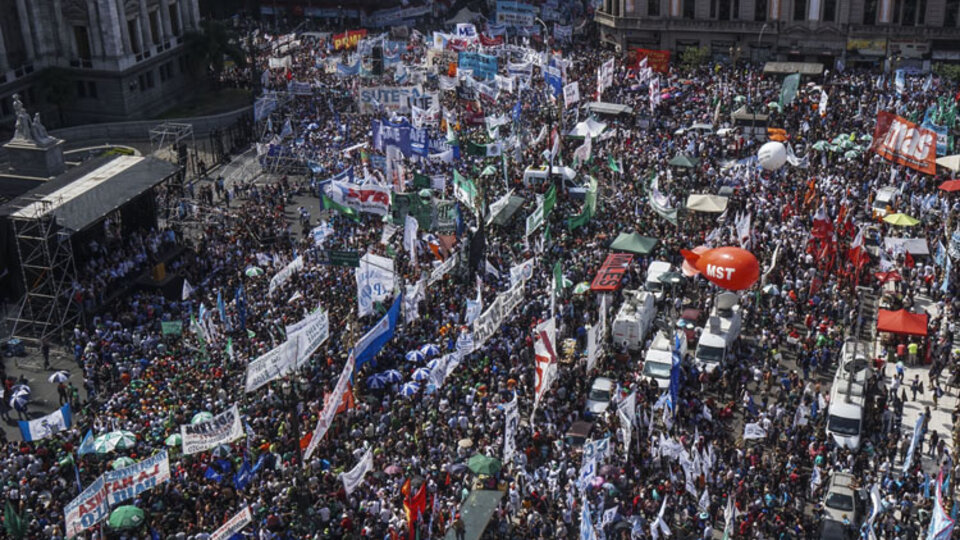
[
  {"x1": 411, "y1": 367, "x2": 432, "y2": 381},
  {"x1": 405, "y1": 350, "x2": 425, "y2": 363},
  {"x1": 48, "y1": 371, "x2": 70, "y2": 383}
]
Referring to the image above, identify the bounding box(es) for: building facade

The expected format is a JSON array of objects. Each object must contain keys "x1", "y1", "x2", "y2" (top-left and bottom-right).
[
  {"x1": 0, "y1": 0, "x2": 202, "y2": 130},
  {"x1": 595, "y1": 0, "x2": 960, "y2": 69}
]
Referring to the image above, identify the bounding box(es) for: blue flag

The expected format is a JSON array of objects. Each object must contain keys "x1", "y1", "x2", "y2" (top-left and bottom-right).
[
  {"x1": 204, "y1": 466, "x2": 223, "y2": 483},
  {"x1": 19, "y1": 404, "x2": 72, "y2": 442},
  {"x1": 355, "y1": 294, "x2": 403, "y2": 369},
  {"x1": 77, "y1": 429, "x2": 96, "y2": 456},
  {"x1": 512, "y1": 100, "x2": 523, "y2": 123},
  {"x1": 236, "y1": 284, "x2": 247, "y2": 330},
  {"x1": 217, "y1": 290, "x2": 229, "y2": 331},
  {"x1": 668, "y1": 333, "x2": 682, "y2": 417},
  {"x1": 234, "y1": 458, "x2": 254, "y2": 490}
]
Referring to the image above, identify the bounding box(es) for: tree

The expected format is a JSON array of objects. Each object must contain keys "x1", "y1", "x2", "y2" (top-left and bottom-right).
[
  {"x1": 680, "y1": 46, "x2": 712, "y2": 70},
  {"x1": 933, "y1": 63, "x2": 960, "y2": 82},
  {"x1": 183, "y1": 20, "x2": 247, "y2": 86},
  {"x1": 36, "y1": 67, "x2": 74, "y2": 128}
]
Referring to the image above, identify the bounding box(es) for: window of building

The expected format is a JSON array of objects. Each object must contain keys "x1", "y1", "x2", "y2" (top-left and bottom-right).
[
  {"x1": 145, "y1": 71, "x2": 155, "y2": 88},
  {"x1": 947, "y1": 0, "x2": 959, "y2": 25},
  {"x1": 755, "y1": 0, "x2": 768, "y2": 20},
  {"x1": 0, "y1": 96, "x2": 10, "y2": 117},
  {"x1": 649, "y1": 0, "x2": 660, "y2": 16},
  {"x1": 823, "y1": 0, "x2": 837, "y2": 20},
  {"x1": 149, "y1": 11, "x2": 161, "y2": 45},
  {"x1": 88, "y1": 81, "x2": 97, "y2": 98},
  {"x1": 902, "y1": 0, "x2": 917, "y2": 24},
  {"x1": 73, "y1": 25, "x2": 92, "y2": 60},
  {"x1": 76, "y1": 80, "x2": 87, "y2": 98},
  {"x1": 128, "y1": 19, "x2": 141, "y2": 54},
  {"x1": 864, "y1": 0, "x2": 879, "y2": 22},
  {"x1": 170, "y1": 4, "x2": 181, "y2": 35},
  {"x1": 712, "y1": 0, "x2": 735, "y2": 19},
  {"x1": 794, "y1": 0, "x2": 807, "y2": 20},
  {"x1": 138, "y1": 74, "x2": 146, "y2": 90},
  {"x1": 918, "y1": 0, "x2": 926, "y2": 23},
  {"x1": 178, "y1": 55, "x2": 187, "y2": 73},
  {"x1": 683, "y1": 0, "x2": 696, "y2": 18}
]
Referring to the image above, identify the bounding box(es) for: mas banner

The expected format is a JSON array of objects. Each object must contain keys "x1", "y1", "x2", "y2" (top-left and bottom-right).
[
  {"x1": 333, "y1": 29, "x2": 367, "y2": 50},
  {"x1": 181, "y1": 404, "x2": 244, "y2": 455},
  {"x1": 590, "y1": 253, "x2": 633, "y2": 291},
  {"x1": 633, "y1": 49, "x2": 670, "y2": 73},
  {"x1": 871, "y1": 111, "x2": 937, "y2": 175}
]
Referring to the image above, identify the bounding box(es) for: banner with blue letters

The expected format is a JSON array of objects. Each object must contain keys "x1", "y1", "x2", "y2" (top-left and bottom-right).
[{"x1": 458, "y1": 52, "x2": 499, "y2": 81}]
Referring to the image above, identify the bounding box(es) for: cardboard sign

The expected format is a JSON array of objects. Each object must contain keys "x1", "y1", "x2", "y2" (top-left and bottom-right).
[
  {"x1": 871, "y1": 111, "x2": 937, "y2": 175},
  {"x1": 590, "y1": 253, "x2": 633, "y2": 291},
  {"x1": 333, "y1": 29, "x2": 367, "y2": 50},
  {"x1": 633, "y1": 49, "x2": 671, "y2": 73}
]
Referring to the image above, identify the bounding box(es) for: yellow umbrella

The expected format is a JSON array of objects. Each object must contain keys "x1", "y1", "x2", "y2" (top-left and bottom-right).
[{"x1": 883, "y1": 213, "x2": 920, "y2": 226}]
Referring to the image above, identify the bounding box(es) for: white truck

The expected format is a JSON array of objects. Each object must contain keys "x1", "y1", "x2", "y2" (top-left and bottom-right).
[
  {"x1": 642, "y1": 331, "x2": 688, "y2": 388},
  {"x1": 644, "y1": 261, "x2": 673, "y2": 302},
  {"x1": 611, "y1": 290, "x2": 656, "y2": 352},
  {"x1": 694, "y1": 293, "x2": 741, "y2": 373}
]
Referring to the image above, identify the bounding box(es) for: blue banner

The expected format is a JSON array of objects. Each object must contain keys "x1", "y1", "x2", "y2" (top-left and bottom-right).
[
  {"x1": 922, "y1": 120, "x2": 949, "y2": 156},
  {"x1": 543, "y1": 64, "x2": 562, "y2": 97},
  {"x1": 458, "y1": 52, "x2": 499, "y2": 81},
  {"x1": 337, "y1": 61, "x2": 360, "y2": 76},
  {"x1": 355, "y1": 294, "x2": 402, "y2": 369},
  {"x1": 372, "y1": 119, "x2": 430, "y2": 157}
]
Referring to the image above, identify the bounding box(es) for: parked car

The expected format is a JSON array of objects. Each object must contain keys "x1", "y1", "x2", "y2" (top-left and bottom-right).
[{"x1": 584, "y1": 377, "x2": 614, "y2": 417}]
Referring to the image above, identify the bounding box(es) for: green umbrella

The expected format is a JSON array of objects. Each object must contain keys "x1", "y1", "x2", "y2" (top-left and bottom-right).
[
  {"x1": 108, "y1": 506, "x2": 145, "y2": 530},
  {"x1": 860, "y1": 134, "x2": 873, "y2": 142},
  {"x1": 766, "y1": 102, "x2": 782, "y2": 111},
  {"x1": 843, "y1": 150, "x2": 860, "y2": 159},
  {"x1": 733, "y1": 95, "x2": 747, "y2": 103},
  {"x1": 95, "y1": 431, "x2": 137, "y2": 453},
  {"x1": 480, "y1": 165, "x2": 497, "y2": 176},
  {"x1": 191, "y1": 411, "x2": 214, "y2": 424},
  {"x1": 466, "y1": 454, "x2": 501, "y2": 476},
  {"x1": 573, "y1": 282, "x2": 591, "y2": 295},
  {"x1": 112, "y1": 457, "x2": 136, "y2": 470},
  {"x1": 244, "y1": 266, "x2": 264, "y2": 278},
  {"x1": 811, "y1": 141, "x2": 830, "y2": 151},
  {"x1": 164, "y1": 434, "x2": 182, "y2": 447}
]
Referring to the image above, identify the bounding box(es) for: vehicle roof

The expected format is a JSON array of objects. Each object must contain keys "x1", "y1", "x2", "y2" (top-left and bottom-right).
[
  {"x1": 829, "y1": 472, "x2": 856, "y2": 491},
  {"x1": 828, "y1": 396, "x2": 864, "y2": 416},
  {"x1": 645, "y1": 349, "x2": 673, "y2": 363},
  {"x1": 591, "y1": 377, "x2": 614, "y2": 390},
  {"x1": 566, "y1": 420, "x2": 593, "y2": 437},
  {"x1": 647, "y1": 261, "x2": 672, "y2": 272},
  {"x1": 698, "y1": 333, "x2": 727, "y2": 346}
]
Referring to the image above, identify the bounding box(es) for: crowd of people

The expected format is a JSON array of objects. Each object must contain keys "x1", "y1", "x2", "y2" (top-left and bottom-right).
[{"x1": 1, "y1": 7, "x2": 959, "y2": 540}]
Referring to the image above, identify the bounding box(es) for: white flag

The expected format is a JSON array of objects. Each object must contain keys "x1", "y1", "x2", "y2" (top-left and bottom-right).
[
  {"x1": 742, "y1": 422, "x2": 766, "y2": 440},
  {"x1": 182, "y1": 279, "x2": 195, "y2": 300},
  {"x1": 563, "y1": 81, "x2": 580, "y2": 108},
  {"x1": 340, "y1": 448, "x2": 374, "y2": 496},
  {"x1": 503, "y1": 394, "x2": 519, "y2": 464},
  {"x1": 404, "y1": 215, "x2": 419, "y2": 268}
]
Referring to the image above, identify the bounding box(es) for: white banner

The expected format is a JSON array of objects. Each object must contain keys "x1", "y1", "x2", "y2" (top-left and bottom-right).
[
  {"x1": 245, "y1": 309, "x2": 328, "y2": 392},
  {"x1": 268, "y1": 255, "x2": 304, "y2": 296},
  {"x1": 495, "y1": 74, "x2": 516, "y2": 94},
  {"x1": 356, "y1": 253, "x2": 396, "y2": 317},
  {"x1": 404, "y1": 215, "x2": 419, "y2": 268},
  {"x1": 181, "y1": 404, "x2": 244, "y2": 455},
  {"x1": 358, "y1": 85, "x2": 433, "y2": 113},
  {"x1": 503, "y1": 394, "x2": 519, "y2": 464},
  {"x1": 525, "y1": 201, "x2": 545, "y2": 237},
  {"x1": 211, "y1": 506, "x2": 253, "y2": 540},
  {"x1": 328, "y1": 181, "x2": 392, "y2": 215},
  {"x1": 563, "y1": 81, "x2": 580, "y2": 108},
  {"x1": 428, "y1": 250, "x2": 458, "y2": 285},
  {"x1": 509, "y1": 258, "x2": 535, "y2": 287},
  {"x1": 473, "y1": 280, "x2": 525, "y2": 350},
  {"x1": 743, "y1": 423, "x2": 767, "y2": 439},
  {"x1": 341, "y1": 447, "x2": 374, "y2": 496},
  {"x1": 598, "y1": 58, "x2": 614, "y2": 96},
  {"x1": 304, "y1": 353, "x2": 355, "y2": 461},
  {"x1": 487, "y1": 189, "x2": 515, "y2": 226},
  {"x1": 586, "y1": 323, "x2": 601, "y2": 373},
  {"x1": 617, "y1": 392, "x2": 636, "y2": 458}
]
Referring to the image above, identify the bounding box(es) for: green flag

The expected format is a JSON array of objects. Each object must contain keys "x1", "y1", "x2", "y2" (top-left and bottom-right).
[
  {"x1": 567, "y1": 211, "x2": 589, "y2": 231},
  {"x1": 413, "y1": 173, "x2": 431, "y2": 190},
  {"x1": 543, "y1": 220, "x2": 551, "y2": 244},
  {"x1": 453, "y1": 170, "x2": 480, "y2": 213},
  {"x1": 322, "y1": 194, "x2": 360, "y2": 222},
  {"x1": 778, "y1": 73, "x2": 800, "y2": 108},
  {"x1": 608, "y1": 155, "x2": 620, "y2": 173},
  {"x1": 465, "y1": 140, "x2": 487, "y2": 157},
  {"x1": 543, "y1": 184, "x2": 557, "y2": 217},
  {"x1": 583, "y1": 177, "x2": 599, "y2": 219},
  {"x1": 226, "y1": 337, "x2": 235, "y2": 360},
  {"x1": 553, "y1": 260, "x2": 572, "y2": 290},
  {"x1": 5, "y1": 501, "x2": 26, "y2": 539},
  {"x1": 480, "y1": 165, "x2": 497, "y2": 177}
]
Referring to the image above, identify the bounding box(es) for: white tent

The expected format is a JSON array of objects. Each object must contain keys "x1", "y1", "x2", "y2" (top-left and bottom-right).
[
  {"x1": 445, "y1": 7, "x2": 484, "y2": 25},
  {"x1": 936, "y1": 154, "x2": 960, "y2": 172},
  {"x1": 567, "y1": 118, "x2": 608, "y2": 139},
  {"x1": 685, "y1": 194, "x2": 729, "y2": 213}
]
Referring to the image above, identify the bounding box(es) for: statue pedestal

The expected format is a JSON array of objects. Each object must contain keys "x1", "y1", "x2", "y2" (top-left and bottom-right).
[{"x1": 2, "y1": 138, "x2": 65, "y2": 178}]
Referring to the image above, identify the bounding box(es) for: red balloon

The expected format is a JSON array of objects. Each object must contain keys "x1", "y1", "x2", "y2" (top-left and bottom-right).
[{"x1": 680, "y1": 246, "x2": 760, "y2": 291}]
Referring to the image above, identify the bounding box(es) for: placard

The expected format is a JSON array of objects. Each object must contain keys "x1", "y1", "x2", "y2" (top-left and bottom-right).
[{"x1": 590, "y1": 253, "x2": 633, "y2": 291}]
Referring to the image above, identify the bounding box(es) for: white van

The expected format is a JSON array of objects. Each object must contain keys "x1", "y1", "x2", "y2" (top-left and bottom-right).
[
  {"x1": 871, "y1": 186, "x2": 899, "y2": 218},
  {"x1": 644, "y1": 261, "x2": 673, "y2": 301},
  {"x1": 611, "y1": 290, "x2": 656, "y2": 351},
  {"x1": 522, "y1": 166, "x2": 587, "y2": 199},
  {"x1": 694, "y1": 332, "x2": 728, "y2": 373},
  {"x1": 642, "y1": 332, "x2": 687, "y2": 388},
  {"x1": 826, "y1": 385, "x2": 864, "y2": 450}
]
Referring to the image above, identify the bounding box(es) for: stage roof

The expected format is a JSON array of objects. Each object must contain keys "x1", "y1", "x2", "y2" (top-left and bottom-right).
[{"x1": 0, "y1": 155, "x2": 177, "y2": 233}]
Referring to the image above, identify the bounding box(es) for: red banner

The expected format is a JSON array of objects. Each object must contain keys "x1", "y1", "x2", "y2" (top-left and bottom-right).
[
  {"x1": 479, "y1": 34, "x2": 503, "y2": 47},
  {"x1": 633, "y1": 49, "x2": 671, "y2": 73},
  {"x1": 333, "y1": 29, "x2": 367, "y2": 50},
  {"x1": 590, "y1": 254, "x2": 633, "y2": 291},
  {"x1": 871, "y1": 111, "x2": 937, "y2": 175}
]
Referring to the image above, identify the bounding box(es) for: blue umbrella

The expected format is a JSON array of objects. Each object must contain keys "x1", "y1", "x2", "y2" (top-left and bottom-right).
[
  {"x1": 11, "y1": 384, "x2": 30, "y2": 396},
  {"x1": 426, "y1": 358, "x2": 442, "y2": 371},
  {"x1": 367, "y1": 374, "x2": 386, "y2": 389},
  {"x1": 381, "y1": 370, "x2": 403, "y2": 383},
  {"x1": 48, "y1": 371, "x2": 70, "y2": 383},
  {"x1": 405, "y1": 350, "x2": 425, "y2": 363},
  {"x1": 9, "y1": 394, "x2": 28, "y2": 410},
  {"x1": 418, "y1": 344, "x2": 441, "y2": 357},
  {"x1": 411, "y1": 367, "x2": 432, "y2": 381},
  {"x1": 399, "y1": 382, "x2": 420, "y2": 398}
]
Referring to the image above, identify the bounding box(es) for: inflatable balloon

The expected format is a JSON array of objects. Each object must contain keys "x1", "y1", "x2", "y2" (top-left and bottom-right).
[
  {"x1": 680, "y1": 247, "x2": 760, "y2": 291},
  {"x1": 757, "y1": 141, "x2": 787, "y2": 171},
  {"x1": 681, "y1": 245, "x2": 709, "y2": 277}
]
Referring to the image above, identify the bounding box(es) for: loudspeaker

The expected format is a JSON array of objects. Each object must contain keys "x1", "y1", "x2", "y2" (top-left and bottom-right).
[{"x1": 372, "y1": 45, "x2": 383, "y2": 76}]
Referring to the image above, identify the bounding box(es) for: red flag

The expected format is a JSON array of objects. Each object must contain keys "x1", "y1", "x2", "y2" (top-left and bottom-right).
[
  {"x1": 904, "y1": 250, "x2": 915, "y2": 268},
  {"x1": 299, "y1": 432, "x2": 312, "y2": 450}
]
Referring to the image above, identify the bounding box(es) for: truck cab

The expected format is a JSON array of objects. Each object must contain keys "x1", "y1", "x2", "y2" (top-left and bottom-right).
[
  {"x1": 612, "y1": 290, "x2": 657, "y2": 352},
  {"x1": 642, "y1": 332, "x2": 687, "y2": 388},
  {"x1": 644, "y1": 261, "x2": 673, "y2": 302}
]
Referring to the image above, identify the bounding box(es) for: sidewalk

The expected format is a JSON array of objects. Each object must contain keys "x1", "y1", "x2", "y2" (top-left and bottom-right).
[{"x1": 894, "y1": 360, "x2": 955, "y2": 474}]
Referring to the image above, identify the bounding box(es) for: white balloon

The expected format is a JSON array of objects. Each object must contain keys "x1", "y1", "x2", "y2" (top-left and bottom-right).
[{"x1": 757, "y1": 141, "x2": 787, "y2": 171}]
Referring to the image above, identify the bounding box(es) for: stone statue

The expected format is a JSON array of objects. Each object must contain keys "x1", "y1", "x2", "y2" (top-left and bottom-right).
[
  {"x1": 30, "y1": 113, "x2": 55, "y2": 146},
  {"x1": 11, "y1": 94, "x2": 33, "y2": 143}
]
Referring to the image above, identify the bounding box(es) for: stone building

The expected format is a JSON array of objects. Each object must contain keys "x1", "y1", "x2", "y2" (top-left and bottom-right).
[
  {"x1": 595, "y1": 0, "x2": 960, "y2": 70},
  {"x1": 0, "y1": 0, "x2": 202, "y2": 129}
]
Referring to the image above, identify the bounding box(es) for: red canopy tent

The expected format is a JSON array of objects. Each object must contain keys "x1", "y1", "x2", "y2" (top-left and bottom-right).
[{"x1": 876, "y1": 309, "x2": 928, "y2": 336}]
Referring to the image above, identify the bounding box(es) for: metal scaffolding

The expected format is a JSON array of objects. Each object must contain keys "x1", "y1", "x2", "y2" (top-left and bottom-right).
[{"x1": 8, "y1": 198, "x2": 82, "y2": 345}]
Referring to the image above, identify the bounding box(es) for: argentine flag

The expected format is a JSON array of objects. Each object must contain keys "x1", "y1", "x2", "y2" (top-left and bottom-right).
[{"x1": 19, "y1": 404, "x2": 72, "y2": 442}]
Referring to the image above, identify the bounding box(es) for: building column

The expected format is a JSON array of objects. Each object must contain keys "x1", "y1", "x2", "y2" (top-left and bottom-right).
[
  {"x1": 96, "y1": 0, "x2": 124, "y2": 57},
  {"x1": 172, "y1": 0, "x2": 185, "y2": 36},
  {"x1": 87, "y1": 0, "x2": 104, "y2": 57},
  {"x1": 52, "y1": 0, "x2": 74, "y2": 60},
  {"x1": 114, "y1": 0, "x2": 133, "y2": 54},
  {"x1": 138, "y1": 0, "x2": 153, "y2": 49},
  {"x1": 159, "y1": 0, "x2": 173, "y2": 42},
  {"x1": 14, "y1": 0, "x2": 36, "y2": 61},
  {"x1": 189, "y1": 0, "x2": 201, "y2": 31},
  {"x1": 0, "y1": 24, "x2": 8, "y2": 72},
  {"x1": 878, "y1": 0, "x2": 893, "y2": 22}
]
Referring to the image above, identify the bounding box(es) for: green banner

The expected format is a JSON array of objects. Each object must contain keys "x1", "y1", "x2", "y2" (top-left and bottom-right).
[
  {"x1": 413, "y1": 173, "x2": 432, "y2": 190},
  {"x1": 779, "y1": 73, "x2": 800, "y2": 108},
  {"x1": 319, "y1": 249, "x2": 360, "y2": 267},
  {"x1": 322, "y1": 194, "x2": 360, "y2": 222},
  {"x1": 543, "y1": 184, "x2": 557, "y2": 217},
  {"x1": 161, "y1": 321, "x2": 183, "y2": 335}
]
